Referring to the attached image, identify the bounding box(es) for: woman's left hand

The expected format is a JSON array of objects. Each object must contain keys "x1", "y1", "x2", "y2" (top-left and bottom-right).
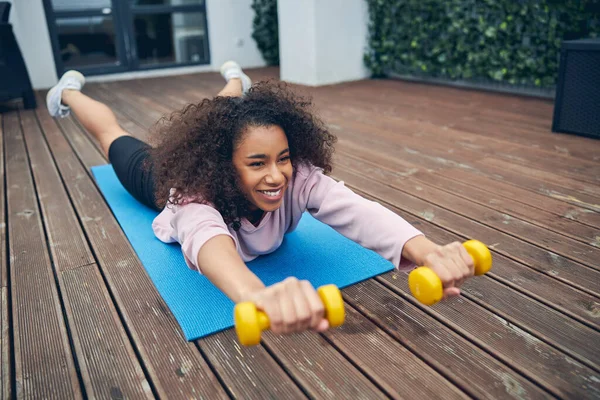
[
  {"x1": 403, "y1": 236, "x2": 475, "y2": 299},
  {"x1": 421, "y1": 242, "x2": 475, "y2": 298}
]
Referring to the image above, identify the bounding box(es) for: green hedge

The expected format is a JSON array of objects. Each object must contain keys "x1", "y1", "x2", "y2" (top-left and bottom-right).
[
  {"x1": 364, "y1": 0, "x2": 600, "y2": 87},
  {"x1": 251, "y1": 0, "x2": 279, "y2": 66}
]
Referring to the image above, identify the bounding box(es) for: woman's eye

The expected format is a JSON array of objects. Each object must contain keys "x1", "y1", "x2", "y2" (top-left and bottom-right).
[
  {"x1": 250, "y1": 162, "x2": 264, "y2": 167},
  {"x1": 279, "y1": 156, "x2": 290, "y2": 163}
]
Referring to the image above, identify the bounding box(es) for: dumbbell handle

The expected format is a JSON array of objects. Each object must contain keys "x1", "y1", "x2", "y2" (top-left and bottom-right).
[
  {"x1": 235, "y1": 284, "x2": 345, "y2": 346},
  {"x1": 408, "y1": 240, "x2": 492, "y2": 306},
  {"x1": 245, "y1": 285, "x2": 345, "y2": 329},
  {"x1": 253, "y1": 311, "x2": 271, "y2": 331}
]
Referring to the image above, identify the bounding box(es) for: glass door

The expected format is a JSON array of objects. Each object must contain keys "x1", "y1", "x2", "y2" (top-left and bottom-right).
[
  {"x1": 44, "y1": 0, "x2": 209, "y2": 76},
  {"x1": 44, "y1": 0, "x2": 129, "y2": 75},
  {"x1": 126, "y1": 0, "x2": 210, "y2": 70}
]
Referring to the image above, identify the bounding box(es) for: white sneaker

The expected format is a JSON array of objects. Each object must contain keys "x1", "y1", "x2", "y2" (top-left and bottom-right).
[
  {"x1": 46, "y1": 70, "x2": 86, "y2": 118},
  {"x1": 220, "y1": 61, "x2": 252, "y2": 94}
]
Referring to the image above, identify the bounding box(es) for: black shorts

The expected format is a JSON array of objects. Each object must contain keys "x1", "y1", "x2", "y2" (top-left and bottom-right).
[{"x1": 108, "y1": 136, "x2": 161, "y2": 211}]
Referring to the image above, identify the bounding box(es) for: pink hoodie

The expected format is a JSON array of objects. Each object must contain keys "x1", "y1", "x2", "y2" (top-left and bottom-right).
[{"x1": 152, "y1": 164, "x2": 423, "y2": 273}]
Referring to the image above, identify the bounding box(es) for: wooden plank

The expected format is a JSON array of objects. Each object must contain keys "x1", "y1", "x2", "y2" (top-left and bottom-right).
[
  {"x1": 478, "y1": 158, "x2": 600, "y2": 204},
  {"x1": 452, "y1": 116, "x2": 600, "y2": 162},
  {"x1": 324, "y1": 78, "x2": 597, "y2": 162},
  {"x1": 344, "y1": 280, "x2": 551, "y2": 399},
  {"x1": 322, "y1": 306, "x2": 468, "y2": 399},
  {"x1": 323, "y1": 96, "x2": 600, "y2": 185},
  {"x1": 260, "y1": 331, "x2": 391, "y2": 398},
  {"x1": 341, "y1": 133, "x2": 599, "y2": 238},
  {"x1": 346, "y1": 184, "x2": 600, "y2": 370},
  {"x1": 320, "y1": 102, "x2": 600, "y2": 208},
  {"x1": 377, "y1": 274, "x2": 600, "y2": 399},
  {"x1": 99, "y1": 82, "x2": 166, "y2": 124},
  {"x1": 335, "y1": 132, "x2": 600, "y2": 225},
  {"x1": 490, "y1": 146, "x2": 600, "y2": 186},
  {"x1": 20, "y1": 111, "x2": 94, "y2": 270},
  {"x1": 197, "y1": 330, "x2": 308, "y2": 400},
  {"x1": 4, "y1": 111, "x2": 81, "y2": 398},
  {"x1": 55, "y1": 115, "x2": 107, "y2": 168},
  {"x1": 167, "y1": 72, "x2": 223, "y2": 100},
  {"x1": 400, "y1": 172, "x2": 599, "y2": 269},
  {"x1": 0, "y1": 115, "x2": 11, "y2": 400},
  {"x1": 438, "y1": 168, "x2": 600, "y2": 229},
  {"x1": 0, "y1": 115, "x2": 6, "y2": 289},
  {"x1": 202, "y1": 301, "x2": 469, "y2": 399},
  {"x1": 411, "y1": 170, "x2": 600, "y2": 247},
  {"x1": 334, "y1": 157, "x2": 600, "y2": 298},
  {"x1": 34, "y1": 102, "x2": 229, "y2": 399},
  {"x1": 1, "y1": 287, "x2": 8, "y2": 400},
  {"x1": 61, "y1": 266, "x2": 154, "y2": 399},
  {"x1": 353, "y1": 79, "x2": 555, "y2": 120},
  {"x1": 459, "y1": 275, "x2": 600, "y2": 370},
  {"x1": 122, "y1": 77, "x2": 191, "y2": 111},
  {"x1": 333, "y1": 127, "x2": 600, "y2": 218},
  {"x1": 20, "y1": 109, "x2": 153, "y2": 398},
  {"x1": 85, "y1": 84, "x2": 157, "y2": 134},
  {"x1": 73, "y1": 87, "x2": 149, "y2": 142}
]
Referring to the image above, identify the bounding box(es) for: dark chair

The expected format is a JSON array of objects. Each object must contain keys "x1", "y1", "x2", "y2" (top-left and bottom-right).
[
  {"x1": 552, "y1": 38, "x2": 600, "y2": 139},
  {"x1": 0, "y1": 2, "x2": 37, "y2": 109}
]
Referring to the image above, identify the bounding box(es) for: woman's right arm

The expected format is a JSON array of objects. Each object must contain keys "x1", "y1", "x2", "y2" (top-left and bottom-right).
[
  {"x1": 154, "y1": 203, "x2": 328, "y2": 334},
  {"x1": 196, "y1": 234, "x2": 265, "y2": 303},
  {"x1": 197, "y1": 234, "x2": 329, "y2": 334}
]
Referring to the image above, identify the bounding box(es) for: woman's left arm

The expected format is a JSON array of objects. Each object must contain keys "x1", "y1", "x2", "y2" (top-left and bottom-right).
[{"x1": 299, "y1": 167, "x2": 474, "y2": 297}]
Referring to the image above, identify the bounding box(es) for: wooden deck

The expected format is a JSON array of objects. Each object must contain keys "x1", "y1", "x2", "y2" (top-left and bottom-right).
[{"x1": 1, "y1": 67, "x2": 599, "y2": 399}]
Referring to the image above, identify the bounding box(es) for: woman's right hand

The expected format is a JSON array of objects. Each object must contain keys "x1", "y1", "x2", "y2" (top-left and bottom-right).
[{"x1": 240, "y1": 277, "x2": 329, "y2": 335}]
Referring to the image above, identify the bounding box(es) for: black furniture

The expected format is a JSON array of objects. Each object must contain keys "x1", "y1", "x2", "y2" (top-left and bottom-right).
[
  {"x1": 0, "y1": 2, "x2": 36, "y2": 109},
  {"x1": 552, "y1": 38, "x2": 600, "y2": 139}
]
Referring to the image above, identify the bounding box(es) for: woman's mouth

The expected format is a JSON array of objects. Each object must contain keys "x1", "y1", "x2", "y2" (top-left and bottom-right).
[{"x1": 257, "y1": 187, "x2": 284, "y2": 202}]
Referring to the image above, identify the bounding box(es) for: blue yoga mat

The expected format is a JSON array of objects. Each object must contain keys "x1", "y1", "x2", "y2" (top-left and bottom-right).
[{"x1": 91, "y1": 164, "x2": 394, "y2": 341}]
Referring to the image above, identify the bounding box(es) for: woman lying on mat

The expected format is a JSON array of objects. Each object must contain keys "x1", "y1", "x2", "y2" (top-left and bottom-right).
[{"x1": 46, "y1": 61, "x2": 475, "y2": 336}]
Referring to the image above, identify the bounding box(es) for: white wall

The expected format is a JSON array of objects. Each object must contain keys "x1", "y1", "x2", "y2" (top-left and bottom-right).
[
  {"x1": 205, "y1": 0, "x2": 266, "y2": 70},
  {"x1": 7, "y1": 0, "x2": 265, "y2": 89},
  {"x1": 277, "y1": 1, "x2": 318, "y2": 85},
  {"x1": 278, "y1": 0, "x2": 369, "y2": 86},
  {"x1": 7, "y1": 0, "x2": 58, "y2": 89}
]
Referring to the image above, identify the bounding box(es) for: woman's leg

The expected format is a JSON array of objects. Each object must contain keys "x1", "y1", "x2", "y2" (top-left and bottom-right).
[
  {"x1": 47, "y1": 71, "x2": 158, "y2": 210},
  {"x1": 61, "y1": 90, "x2": 130, "y2": 158},
  {"x1": 218, "y1": 61, "x2": 252, "y2": 97},
  {"x1": 46, "y1": 70, "x2": 130, "y2": 158},
  {"x1": 106, "y1": 135, "x2": 160, "y2": 210},
  {"x1": 218, "y1": 79, "x2": 243, "y2": 97},
  {"x1": 62, "y1": 90, "x2": 158, "y2": 209}
]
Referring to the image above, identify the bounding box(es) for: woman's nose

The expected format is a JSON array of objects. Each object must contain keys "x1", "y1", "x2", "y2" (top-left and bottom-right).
[{"x1": 265, "y1": 164, "x2": 284, "y2": 184}]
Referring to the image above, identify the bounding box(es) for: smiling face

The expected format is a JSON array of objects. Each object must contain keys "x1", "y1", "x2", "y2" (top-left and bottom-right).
[{"x1": 232, "y1": 124, "x2": 293, "y2": 214}]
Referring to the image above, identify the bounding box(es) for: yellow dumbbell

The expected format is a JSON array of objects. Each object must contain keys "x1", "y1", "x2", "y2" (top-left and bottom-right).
[
  {"x1": 234, "y1": 284, "x2": 345, "y2": 346},
  {"x1": 408, "y1": 240, "x2": 492, "y2": 306}
]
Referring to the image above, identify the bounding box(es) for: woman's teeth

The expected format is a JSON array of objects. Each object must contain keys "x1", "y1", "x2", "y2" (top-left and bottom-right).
[{"x1": 259, "y1": 189, "x2": 281, "y2": 197}]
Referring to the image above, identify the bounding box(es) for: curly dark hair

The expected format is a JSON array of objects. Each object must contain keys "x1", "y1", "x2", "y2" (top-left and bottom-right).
[{"x1": 147, "y1": 81, "x2": 337, "y2": 228}]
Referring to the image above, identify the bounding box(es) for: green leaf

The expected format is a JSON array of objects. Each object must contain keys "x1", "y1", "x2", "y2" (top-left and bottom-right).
[
  {"x1": 361, "y1": 0, "x2": 600, "y2": 88},
  {"x1": 485, "y1": 27, "x2": 497, "y2": 38}
]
